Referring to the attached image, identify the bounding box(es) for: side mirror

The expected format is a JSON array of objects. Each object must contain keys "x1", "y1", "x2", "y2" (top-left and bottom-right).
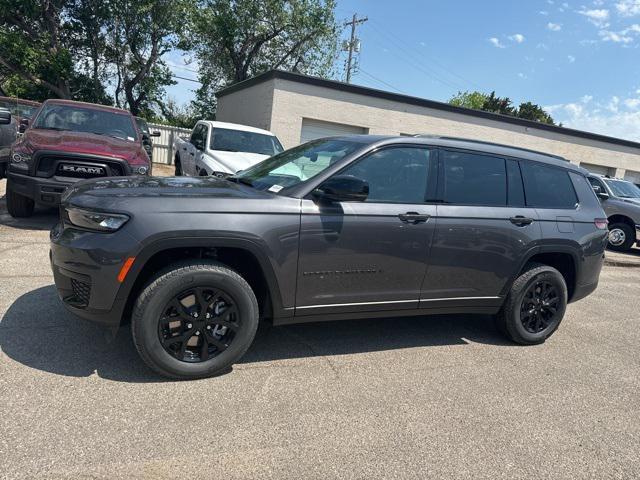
[
  {"x1": 0, "y1": 109, "x2": 11, "y2": 125},
  {"x1": 18, "y1": 118, "x2": 28, "y2": 133},
  {"x1": 314, "y1": 175, "x2": 369, "y2": 203},
  {"x1": 151, "y1": 131, "x2": 161, "y2": 137},
  {"x1": 596, "y1": 191, "x2": 609, "y2": 200}
]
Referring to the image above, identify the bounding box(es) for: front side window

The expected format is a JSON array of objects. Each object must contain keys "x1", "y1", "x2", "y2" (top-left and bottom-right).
[
  {"x1": 210, "y1": 128, "x2": 284, "y2": 156},
  {"x1": 521, "y1": 162, "x2": 578, "y2": 208},
  {"x1": 604, "y1": 179, "x2": 640, "y2": 198},
  {"x1": 337, "y1": 147, "x2": 433, "y2": 204},
  {"x1": 232, "y1": 139, "x2": 365, "y2": 191},
  {"x1": 0, "y1": 99, "x2": 39, "y2": 119},
  {"x1": 33, "y1": 103, "x2": 138, "y2": 141},
  {"x1": 442, "y1": 150, "x2": 507, "y2": 206}
]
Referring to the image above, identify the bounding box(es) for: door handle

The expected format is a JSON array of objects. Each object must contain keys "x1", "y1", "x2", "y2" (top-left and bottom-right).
[
  {"x1": 510, "y1": 216, "x2": 534, "y2": 226},
  {"x1": 398, "y1": 212, "x2": 430, "y2": 224}
]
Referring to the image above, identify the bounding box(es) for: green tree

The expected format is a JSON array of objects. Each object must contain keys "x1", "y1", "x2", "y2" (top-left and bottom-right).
[
  {"x1": 183, "y1": 0, "x2": 341, "y2": 118},
  {"x1": 517, "y1": 101, "x2": 555, "y2": 125},
  {"x1": 448, "y1": 90, "x2": 555, "y2": 125},
  {"x1": 105, "y1": 0, "x2": 188, "y2": 116},
  {"x1": 449, "y1": 91, "x2": 488, "y2": 110},
  {"x1": 153, "y1": 97, "x2": 198, "y2": 129},
  {"x1": 0, "y1": 0, "x2": 73, "y2": 98}
]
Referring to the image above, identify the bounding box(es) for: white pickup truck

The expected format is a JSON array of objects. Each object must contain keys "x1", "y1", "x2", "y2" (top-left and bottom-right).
[{"x1": 172, "y1": 120, "x2": 284, "y2": 177}]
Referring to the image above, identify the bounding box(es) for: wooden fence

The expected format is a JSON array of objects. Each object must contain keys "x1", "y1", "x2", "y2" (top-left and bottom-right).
[{"x1": 148, "y1": 123, "x2": 191, "y2": 165}]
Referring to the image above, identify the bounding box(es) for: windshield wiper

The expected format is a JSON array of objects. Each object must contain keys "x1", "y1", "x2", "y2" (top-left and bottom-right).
[
  {"x1": 38, "y1": 127, "x2": 73, "y2": 131},
  {"x1": 213, "y1": 147, "x2": 238, "y2": 152},
  {"x1": 228, "y1": 176, "x2": 254, "y2": 188}
]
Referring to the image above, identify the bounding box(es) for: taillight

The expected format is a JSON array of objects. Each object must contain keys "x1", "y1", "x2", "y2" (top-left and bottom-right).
[{"x1": 594, "y1": 218, "x2": 608, "y2": 230}]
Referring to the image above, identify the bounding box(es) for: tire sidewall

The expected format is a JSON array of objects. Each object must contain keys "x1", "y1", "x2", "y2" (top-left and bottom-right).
[
  {"x1": 511, "y1": 268, "x2": 567, "y2": 343},
  {"x1": 134, "y1": 267, "x2": 258, "y2": 378},
  {"x1": 607, "y1": 223, "x2": 635, "y2": 252}
]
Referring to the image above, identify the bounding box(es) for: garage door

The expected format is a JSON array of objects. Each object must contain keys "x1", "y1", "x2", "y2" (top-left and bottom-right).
[
  {"x1": 624, "y1": 170, "x2": 640, "y2": 184},
  {"x1": 300, "y1": 118, "x2": 367, "y2": 144},
  {"x1": 580, "y1": 163, "x2": 611, "y2": 176}
]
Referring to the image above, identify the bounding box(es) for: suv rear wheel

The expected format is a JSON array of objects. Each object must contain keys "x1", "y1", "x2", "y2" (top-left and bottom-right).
[
  {"x1": 607, "y1": 222, "x2": 635, "y2": 252},
  {"x1": 6, "y1": 184, "x2": 35, "y2": 218},
  {"x1": 496, "y1": 263, "x2": 567, "y2": 345},
  {"x1": 131, "y1": 261, "x2": 259, "y2": 379}
]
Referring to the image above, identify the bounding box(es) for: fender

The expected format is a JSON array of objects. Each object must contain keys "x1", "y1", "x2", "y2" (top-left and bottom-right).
[
  {"x1": 500, "y1": 242, "x2": 582, "y2": 299},
  {"x1": 113, "y1": 231, "x2": 288, "y2": 320}
]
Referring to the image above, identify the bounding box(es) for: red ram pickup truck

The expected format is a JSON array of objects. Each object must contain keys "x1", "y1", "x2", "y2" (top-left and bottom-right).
[{"x1": 6, "y1": 99, "x2": 151, "y2": 218}]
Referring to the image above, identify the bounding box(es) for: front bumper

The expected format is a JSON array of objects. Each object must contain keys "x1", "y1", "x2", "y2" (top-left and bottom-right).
[
  {"x1": 8, "y1": 171, "x2": 73, "y2": 206},
  {"x1": 50, "y1": 221, "x2": 141, "y2": 328}
]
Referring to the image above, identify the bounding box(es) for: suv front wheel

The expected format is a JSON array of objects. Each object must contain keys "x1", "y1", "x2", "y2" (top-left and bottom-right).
[
  {"x1": 132, "y1": 261, "x2": 259, "y2": 379},
  {"x1": 496, "y1": 263, "x2": 568, "y2": 345}
]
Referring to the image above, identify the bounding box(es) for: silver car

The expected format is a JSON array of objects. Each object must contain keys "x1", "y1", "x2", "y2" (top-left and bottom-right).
[{"x1": 588, "y1": 174, "x2": 640, "y2": 251}]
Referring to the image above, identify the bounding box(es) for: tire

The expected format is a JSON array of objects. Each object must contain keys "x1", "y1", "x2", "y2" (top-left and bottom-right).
[
  {"x1": 6, "y1": 183, "x2": 35, "y2": 218},
  {"x1": 607, "y1": 223, "x2": 635, "y2": 252},
  {"x1": 174, "y1": 156, "x2": 182, "y2": 176},
  {"x1": 496, "y1": 263, "x2": 568, "y2": 345},
  {"x1": 131, "y1": 261, "x2": 259, "y2": 380}
]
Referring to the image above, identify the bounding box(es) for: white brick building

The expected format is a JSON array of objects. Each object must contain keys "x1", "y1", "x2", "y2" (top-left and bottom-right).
[{"x1": 216, "y1": 70, "x2": 640, "y2": 183}]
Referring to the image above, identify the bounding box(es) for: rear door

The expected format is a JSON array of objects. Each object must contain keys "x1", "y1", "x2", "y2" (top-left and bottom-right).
[
  {"x1": 295, "y1": 146, "x2": 437, "y2": 315},
  {"x1": 421, "y1": 150, "x2": 542, "y2": 307}
]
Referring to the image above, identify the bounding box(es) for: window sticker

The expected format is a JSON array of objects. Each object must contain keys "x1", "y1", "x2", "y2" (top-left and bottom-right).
[{"x1": 268, "y1": 184, "x2": 284, "y2": 193}]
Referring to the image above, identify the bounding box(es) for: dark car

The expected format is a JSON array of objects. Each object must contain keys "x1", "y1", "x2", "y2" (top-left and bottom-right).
[
  {"x1": 135, "y1": 117, "x2": 161, "y2": 162},
  {"x1": 6, "y1": 99, "x2": 151, "y2": 218},
  {"x1": 0, "y1": 96, "x2": 41, "y2": 179},
  {"x1": 587, "y1": 174, "x2": 640, "y2": 252},
  {"x1": 50, "y1": 135, "x2": 608, "y2": 379}
]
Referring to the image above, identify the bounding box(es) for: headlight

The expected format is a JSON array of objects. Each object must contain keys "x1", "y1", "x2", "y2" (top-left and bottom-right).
[
  {"x1": 136, "y1": 166, "x2": 148, "y2": 175},
  {"x1": 66, "y1": 208, "x2": 129, "y2": 232},
  {"x1": 11, "y1": 152, "x2": 31, "y2": 163}
]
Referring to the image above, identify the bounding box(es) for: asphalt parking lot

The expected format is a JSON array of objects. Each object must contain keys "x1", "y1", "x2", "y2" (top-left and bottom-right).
[{"x1": 1, "y1": 175, "x2": 639, "y2": 479}]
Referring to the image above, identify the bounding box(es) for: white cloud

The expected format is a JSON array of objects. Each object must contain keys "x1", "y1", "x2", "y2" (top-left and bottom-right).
[
  {"x1": 568, "y1": 55, "x2": 576, "y2": 62},
  {"x1": 616, "y1": 0, "x2": 640, "y2": 17},
  {"x1": 578, "y1": 8, "x2": 610, "y2": 27},
  {"x1": 489, "y1": 37, "x2": 506, "y2": 48},
  {"x1": 518, "y1": 72, "x2": 528, "y2": 79},
  {"x1": 509, "y1": 33, "x2": 526, "y2": 43},
  {"x1": 599, "y1": 29, "x2": 634, "y2": 42},
  {"x1": 540, "y1": 10, "x2": 549, "y2": 15},
  {"x1": 581, "y1": 95, "x2": 593, "y2": 103},
  {"x1": 547, "y1": 22, "x2": 563, "y2": 31},
  {"x1": 625, "y1": 98, "x2": 640, "y2": 109},
  {"x1": 545, "y1": 96, "x2": 640, "y2": 141},
  {"x1": 608, "y1": 96, "x2": 621, "y2": 112}
]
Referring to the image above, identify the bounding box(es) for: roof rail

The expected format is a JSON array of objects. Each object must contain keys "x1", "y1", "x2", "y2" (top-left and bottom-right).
[{"x1": 412, "y1": 134, "x2": 568, "y2": 162}]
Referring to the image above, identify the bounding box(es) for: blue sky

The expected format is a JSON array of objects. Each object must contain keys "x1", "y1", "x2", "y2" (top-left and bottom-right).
[{"x1": 164, "y1": 0, "x2": 640, "y2": 141}]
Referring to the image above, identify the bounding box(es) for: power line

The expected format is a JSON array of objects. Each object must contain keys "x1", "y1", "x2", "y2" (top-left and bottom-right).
[
  {"x1": 357, "y1": 68, "x2": 404, "y2": 94},
  {"x1": 171, "y1": 74, "x2": 201, "y2": 84}
]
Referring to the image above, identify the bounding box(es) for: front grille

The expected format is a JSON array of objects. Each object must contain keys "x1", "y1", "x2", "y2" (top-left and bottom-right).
[
  {"x1": 70, "y1": 278, "x2": 91, "y2": 306},
  {"x1": 35, "y1": 155, "x2": 128, "y2": 178}
]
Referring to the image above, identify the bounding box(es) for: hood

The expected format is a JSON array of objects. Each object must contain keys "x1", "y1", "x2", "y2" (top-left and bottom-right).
[
  {"x1": 22, "y1": 128, "x2": 145, "y2": 163},
  {"x1": 619, "y1": 197, "x2": 640, "y2": 206},
  {"x1": 61, "y1": 175, "x2": 302, "y2": 216},
  {"x1": 63, "y1": 175, "x2": 272, "y2": 202},
  {"x1": 208, "y1": 150, "x2": 270, "y2": 173}
]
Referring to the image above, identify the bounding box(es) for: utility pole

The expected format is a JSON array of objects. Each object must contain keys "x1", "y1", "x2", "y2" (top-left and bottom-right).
[{"x1": 345, "y1": 13, "x2": 368, "y2": 83}]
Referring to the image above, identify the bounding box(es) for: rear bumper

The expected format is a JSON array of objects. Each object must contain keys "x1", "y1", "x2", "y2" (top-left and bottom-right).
[
  {"x1": 8, "y1": 171, "x2": 71, "y2": 205},
  {"x1": 50, "y1": 221, "x2": 141, "y2": 328}
]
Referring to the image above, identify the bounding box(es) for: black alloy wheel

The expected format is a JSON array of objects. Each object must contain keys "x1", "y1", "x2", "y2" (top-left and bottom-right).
[
  {"x1": 519, "y1": 280, "x2": 560, "y2": 334},
  {"x1": 158, "y1": 287, "x2": 239, "y2": 363}
]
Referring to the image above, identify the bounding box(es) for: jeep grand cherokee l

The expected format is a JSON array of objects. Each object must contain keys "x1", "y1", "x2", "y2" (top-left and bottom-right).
[
  {"x1": 6, "y1": 99, "x2": 150, "y2": 218},
  {"x1": 50, "y1": 135, "x2": 608, "y2": 379}
]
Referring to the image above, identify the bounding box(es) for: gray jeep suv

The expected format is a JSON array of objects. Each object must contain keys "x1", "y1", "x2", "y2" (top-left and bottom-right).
[
  {"x1": 50, "y1": 135, "x2": 608, "y2": 379},
  {"x1": 587, "y1": 174, "x2": 640, "y2": 251}
]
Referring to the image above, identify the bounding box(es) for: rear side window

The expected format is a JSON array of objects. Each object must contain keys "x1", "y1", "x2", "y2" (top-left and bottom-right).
[
  {"x1": 441, "y1": 150, "x2": 507, "y2": 206},
  {"x1": 521, "y1": 162, "x2": 578, "y2": 208}
]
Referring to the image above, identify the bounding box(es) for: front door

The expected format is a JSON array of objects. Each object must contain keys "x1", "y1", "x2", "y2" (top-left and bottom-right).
[
  {"x1": 421, "y1": 150, "x2": 542, "y2": 306},
  {"x1": 296, "y1": 146, "x2": 438, "y2": 316}
]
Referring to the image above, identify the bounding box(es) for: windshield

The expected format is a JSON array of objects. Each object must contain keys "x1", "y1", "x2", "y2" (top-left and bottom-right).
[
  {"x1": 233, "y1": 138, "x2": 365, "y2": 191},
  {"x1": 210, "y1": 127, "x2": 284, "y2": 156},
  {"x1": 0, "y1": 99, "x2": 39, "y2": 119},
  {"x1": 605, "y1": 179, "x2": 640, "y2": 198},
  {"x1": 33, "y1": 103, "x2": 138, "y2": 142}
]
